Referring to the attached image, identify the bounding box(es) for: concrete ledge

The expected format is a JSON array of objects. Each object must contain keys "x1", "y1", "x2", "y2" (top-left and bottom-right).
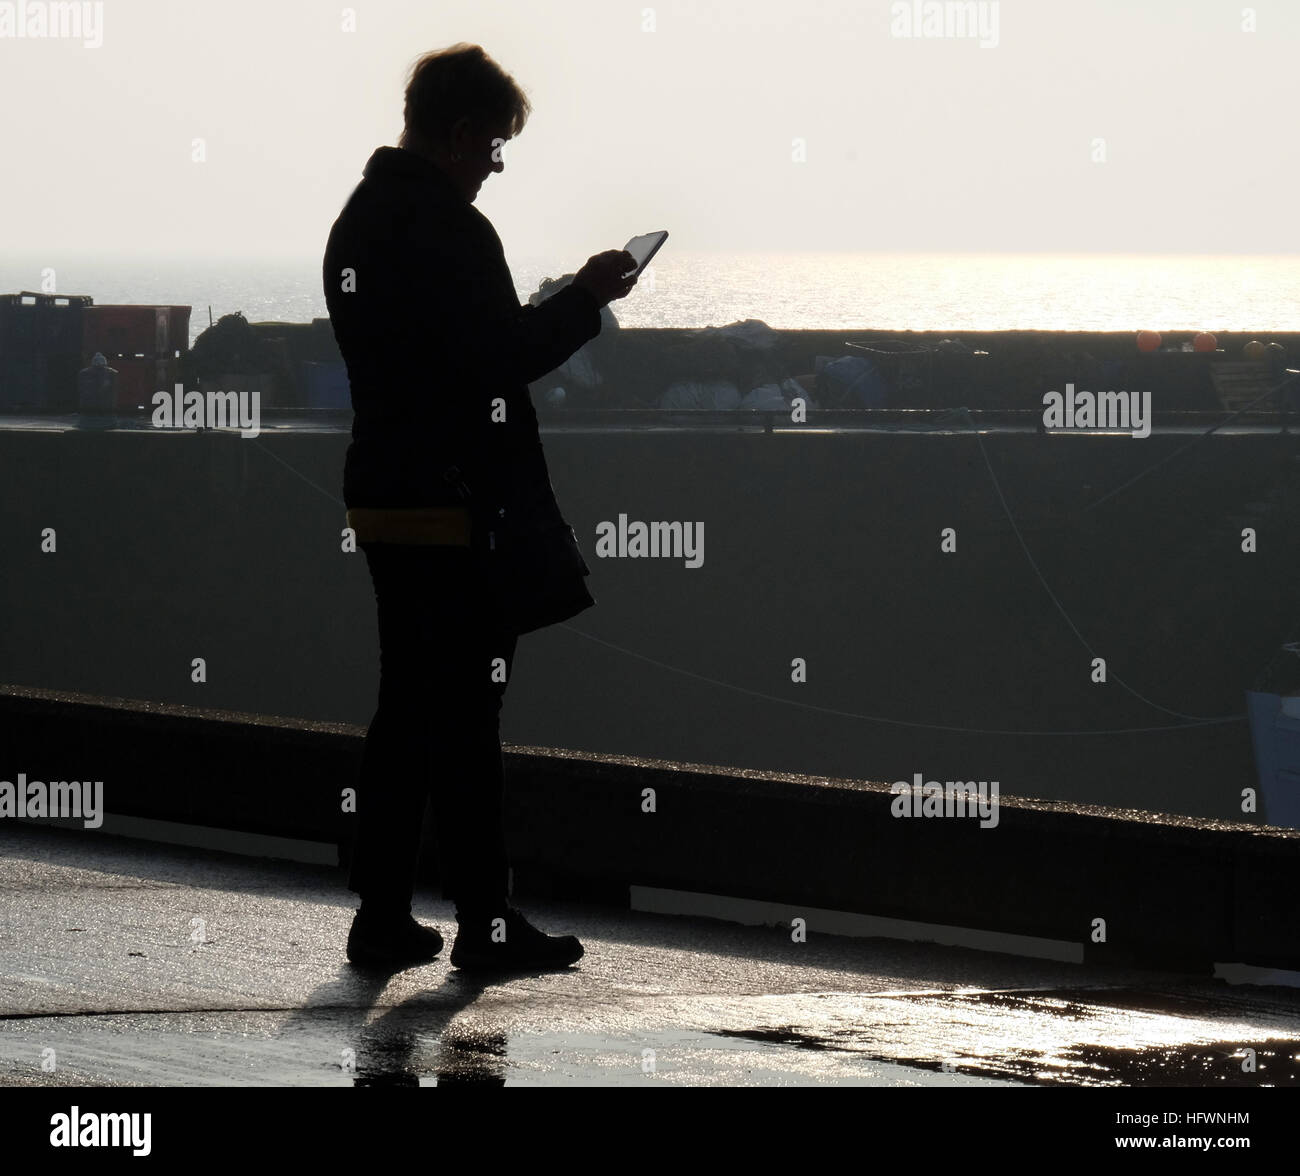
[{"x1": 3, "y1": 684, "x2": 1298, "y2": 971}]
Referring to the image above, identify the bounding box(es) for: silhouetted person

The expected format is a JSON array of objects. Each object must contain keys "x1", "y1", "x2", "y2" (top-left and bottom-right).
[
  {"x1": 323, "y1": 43, "x2": 635, "y2": 971},
  {"x1": 76, "y1": 352, "x2": 117, "y2": 428}
]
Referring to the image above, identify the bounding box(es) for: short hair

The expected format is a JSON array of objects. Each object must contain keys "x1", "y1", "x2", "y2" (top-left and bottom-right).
[{"x1": 400, "y1": 43, "x2": 530, "y2": 151}]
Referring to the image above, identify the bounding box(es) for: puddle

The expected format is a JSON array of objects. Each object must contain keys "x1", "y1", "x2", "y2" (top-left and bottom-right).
[{"x1": 708, "y1": 988, "x2": 1300, "y2": 1086}]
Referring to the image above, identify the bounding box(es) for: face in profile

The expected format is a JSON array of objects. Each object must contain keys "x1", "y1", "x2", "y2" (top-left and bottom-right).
[{"x1": 453, "y1": 119, "x2": 512, "y2": 202}]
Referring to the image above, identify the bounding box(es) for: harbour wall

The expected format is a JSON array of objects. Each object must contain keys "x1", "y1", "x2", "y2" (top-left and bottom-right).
[{"x1": 2, "y1": 420, "x2": 1298, "y2": 822}]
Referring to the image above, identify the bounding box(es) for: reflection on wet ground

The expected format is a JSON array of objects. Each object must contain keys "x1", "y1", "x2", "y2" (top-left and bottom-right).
[
  {"x1": 2, "y1": 826, "x2": 1297, "y2": 1087},
  {"x1": 7, "y1": 982, "x2": 1294, "y2": 1087},
  {"x1": 713, "y1": 989, "x2": 1300, "y2": 1086}
]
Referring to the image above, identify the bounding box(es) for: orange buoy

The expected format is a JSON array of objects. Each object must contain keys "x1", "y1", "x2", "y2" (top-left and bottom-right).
[
  {"x1": 1137, "y1": 330, "x2": 1161, "y2": 352},
  {"x1": 1192, "y1": 332, "x2": 1217, "y2": 352}
]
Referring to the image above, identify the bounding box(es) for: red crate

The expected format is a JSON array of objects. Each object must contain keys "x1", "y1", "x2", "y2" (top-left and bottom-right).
[
  {"x1": 167, "y1": 306, "x2": 191, "y2": 357},
  {"x1": 79, "y1": 305, "x2": 191, "y2": 410},
  {"x1": 106, "y1": 358, "x2": 162, "y2": 411},
  {"x1": 82, "y1": 305, "x2": 157, "y2": 361}
]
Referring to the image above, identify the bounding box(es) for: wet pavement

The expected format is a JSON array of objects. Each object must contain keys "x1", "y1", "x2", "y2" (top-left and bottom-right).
[{"x1": 1, "y1": 824, "x2": 1298, "y2": 1087}]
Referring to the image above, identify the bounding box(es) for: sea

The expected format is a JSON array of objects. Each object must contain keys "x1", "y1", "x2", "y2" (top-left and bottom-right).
[{"x1": 3, "y1": 251, "x2": 1299, "y2": 348}]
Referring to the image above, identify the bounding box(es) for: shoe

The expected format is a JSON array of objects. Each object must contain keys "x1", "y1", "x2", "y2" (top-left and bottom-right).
[
  {"x1": 450, "y1": 906, "x2": 584, "y2": 972},
  {"x1": 346, "y1": 907, "x2": 444, "y2": 967}
]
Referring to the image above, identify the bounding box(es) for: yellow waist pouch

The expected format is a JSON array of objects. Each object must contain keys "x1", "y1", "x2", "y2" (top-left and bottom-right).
[{"x1": 345, "y1": 507, "x2": 472, "y2": 546}]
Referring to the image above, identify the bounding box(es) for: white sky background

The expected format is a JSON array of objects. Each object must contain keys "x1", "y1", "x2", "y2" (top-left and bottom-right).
[{"x1": 0, "y1": 0, "x2": 1296, "y2": 262}]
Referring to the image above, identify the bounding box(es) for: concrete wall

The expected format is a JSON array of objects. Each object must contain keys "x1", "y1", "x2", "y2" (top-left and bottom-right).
[
  {"x1": 2, "y1": 686, "x2": 1297, "y2": 972},
  {"x1": 2, "y1": 423, "x2": 1299, "y2": 821}
]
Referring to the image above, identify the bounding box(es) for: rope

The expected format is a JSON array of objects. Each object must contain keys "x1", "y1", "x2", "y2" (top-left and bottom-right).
[
  {"x1": 556, "y1": 622, "x2": 1237, "y2": 736},
  {"x1": 959, "y1": 407, "x2": 1242, "y2": 723},
  {"x1": 1073, "y1": 375, "x2": 1297, "y2": 516}
]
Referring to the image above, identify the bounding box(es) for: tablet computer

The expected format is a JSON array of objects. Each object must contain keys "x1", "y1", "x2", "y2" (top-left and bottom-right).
[{"x1": 623, "y1": 231, "x2": 668, "y2": 279}]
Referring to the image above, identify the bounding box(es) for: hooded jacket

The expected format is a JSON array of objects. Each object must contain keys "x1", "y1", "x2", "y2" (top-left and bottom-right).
[{"x1": 323, "y1": 146, "x2": 602, "y2": 540}]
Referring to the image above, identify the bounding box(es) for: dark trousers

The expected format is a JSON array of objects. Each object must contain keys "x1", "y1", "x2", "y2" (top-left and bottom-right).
[{"x1": 347, "y1": 541, "x2": 517, "y2": 916}]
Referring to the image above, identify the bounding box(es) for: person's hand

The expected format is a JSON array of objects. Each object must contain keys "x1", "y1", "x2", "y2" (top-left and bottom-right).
[{"x1": 572, "y1": 250, "x2": 638, "y2": 307}]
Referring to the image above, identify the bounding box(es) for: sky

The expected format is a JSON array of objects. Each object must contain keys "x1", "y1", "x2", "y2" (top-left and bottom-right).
[{"x1": 1, "y1": 0, "x2": 1297, "y2": 262}]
